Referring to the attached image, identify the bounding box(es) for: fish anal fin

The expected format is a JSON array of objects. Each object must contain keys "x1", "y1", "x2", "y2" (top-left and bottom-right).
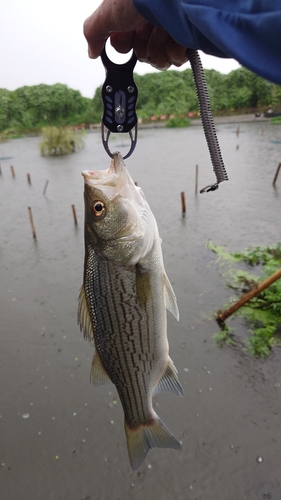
[
  {"x1": 90, "y1": 351, "x2": 111, "y2": 385},
  {"x1": 163, "y1": 273, "x2": 179, "y2": 320},
  {"x1": 153, "y1": 358, "x2": 184, "y2": 397},
  {"x1": 135, "y1": 264, "x2": 151, "y2": 308},
  {"x1": 125, "y1": 415, "x2": 181, "y2": 471},
  {"x1": 77, "y1": 285, "x2": 95, "y2": 342}
]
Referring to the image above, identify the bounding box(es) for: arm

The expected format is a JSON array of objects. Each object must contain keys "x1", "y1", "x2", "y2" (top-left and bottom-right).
[
  {"x1": 133, "y1": 0, "x2": 281, "y2": 85},
  {"x1": 84, "y1": 0, "x2": 281, "y2": 84}
]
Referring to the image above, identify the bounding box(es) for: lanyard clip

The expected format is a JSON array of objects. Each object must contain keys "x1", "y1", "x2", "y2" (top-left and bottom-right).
[{"x1": 101, "y1": 47, "x2": 138, "y2": 159}]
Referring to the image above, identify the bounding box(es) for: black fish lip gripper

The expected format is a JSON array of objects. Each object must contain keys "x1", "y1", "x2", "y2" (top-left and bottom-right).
[{"x1": 101, "y1": 47, "x2": 138, "y2": 160}]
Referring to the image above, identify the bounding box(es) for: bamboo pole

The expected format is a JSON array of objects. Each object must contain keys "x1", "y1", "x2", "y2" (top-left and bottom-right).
[
  {"x1": 27, "y1": 173, "x2": 31, "y2": 185},
  {"x1": 10, "y1": 165, "x2": 15, "y2": 178},
  {"x1": 195, "y1": 164, "x2": 198, "y2": 195},
  {"x1": 181, "y1": 192, "x2": 186, "y2": 217},
  {"x1": 273, "y1": 162, "x2": 281, "y2": 187},
  {"x1": 71, "y1": 204, "x2": 78, "y2": 226},
  {"x1": 217, "y1": 268, "x2": 281, "y2": 323},
  {"x1": 28, "y1": 207, "x2": 37, "y2": 240},
  {"x1": 43, "y1": 180, "x2": 49, "y2": 195}
]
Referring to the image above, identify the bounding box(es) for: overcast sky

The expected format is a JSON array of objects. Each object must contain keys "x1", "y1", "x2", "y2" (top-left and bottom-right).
[{"x1": 0, "y1": 0, "x2": 240, "y2": 99}]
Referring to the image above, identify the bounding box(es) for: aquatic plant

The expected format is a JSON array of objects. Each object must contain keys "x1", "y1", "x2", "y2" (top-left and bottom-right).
[
  {"x1": 209, "y1": 242, "x2": 281, "y2": 356},
  {"x1": 39, "y1": 126, "x2": 85, "y2": 156}
]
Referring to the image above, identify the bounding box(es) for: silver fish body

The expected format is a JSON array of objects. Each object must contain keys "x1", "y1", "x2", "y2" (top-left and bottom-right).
[{"x1": 78, "y1": 152, "x2": 183, "y2": 469}]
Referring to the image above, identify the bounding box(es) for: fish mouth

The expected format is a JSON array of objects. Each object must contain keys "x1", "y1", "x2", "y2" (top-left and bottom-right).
[
  {"x1": 82, "y1": 152, "x2": 124, "y2": 183},
  {"x1": 81, "y1": 152, "x2": 132, "y2": 200}
]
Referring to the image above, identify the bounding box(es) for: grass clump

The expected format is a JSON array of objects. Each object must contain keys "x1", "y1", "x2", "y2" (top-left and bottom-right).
[{"x1": 39, "y1": 126, "x2": 85, "y2": 156}]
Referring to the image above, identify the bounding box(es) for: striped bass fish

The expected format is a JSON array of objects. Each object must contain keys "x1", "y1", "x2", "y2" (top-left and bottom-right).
[{"x1": 78, "y1": 152, "x2": 183, "y2": 470}]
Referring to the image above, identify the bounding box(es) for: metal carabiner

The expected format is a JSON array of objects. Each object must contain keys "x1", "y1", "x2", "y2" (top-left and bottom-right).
[{"x1": 100, "y1": 47, "x2": 138, "y2": 159}]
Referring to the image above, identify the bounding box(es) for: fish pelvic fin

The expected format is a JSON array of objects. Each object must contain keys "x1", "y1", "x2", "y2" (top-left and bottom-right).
[
  {"x1": 90, "y1": 351, "x2": 111, "y2": 385},
  {"x1": 152, "y1": 358, "x2": 184, "y2": 397},
  {"x1": 163, "y1": 273, "x2": 179, "y2": 321},
  {"x1": 77, "y1": 285, "x2": 95, "y2": 342},
  {"x1": 125, "y1": 416, "x2": 182, "y2": 471}
]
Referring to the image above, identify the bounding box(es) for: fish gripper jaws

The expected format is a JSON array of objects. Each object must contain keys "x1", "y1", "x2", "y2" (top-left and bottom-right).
[{"x1": 101, "y1": 47, "x2": 138, "y2": 159}]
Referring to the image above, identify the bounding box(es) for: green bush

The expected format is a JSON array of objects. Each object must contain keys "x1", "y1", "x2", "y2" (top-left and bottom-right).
[{"x1": 39, "y1": 127, "x2": 85, "y2": 156}]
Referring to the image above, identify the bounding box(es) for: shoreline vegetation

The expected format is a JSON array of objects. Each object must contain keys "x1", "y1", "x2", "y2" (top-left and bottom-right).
[{"x1": 0, "y1": 66, "x2": 281, "y2": 141}]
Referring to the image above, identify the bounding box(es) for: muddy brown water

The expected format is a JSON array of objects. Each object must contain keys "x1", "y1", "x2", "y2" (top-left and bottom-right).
[{"x1": 1, "y1": 122, "x2": 281, "y2": 500}]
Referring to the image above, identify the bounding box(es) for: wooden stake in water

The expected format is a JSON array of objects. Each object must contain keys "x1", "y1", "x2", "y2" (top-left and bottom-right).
[
  {"x1": 273, "y1": 162, "x2": 281, "y2": 187},
  {"x1": 236, "y1": 126, "x2": 240, "y2": 137},
  {"x1": 27, "y1": 173, "x2": 31, "y2": 185},
  {"x1": 10, "y1": 165, "x2": 15, "y2": 178},
  {"x1": 28, "y1": 207, "x2": 37, "y2": 240},
  {"x1": 195, "y1": 164, "x2": 199, "y2": 195},
  {"x1": 181, "y1": 192, "x2": 186, "y2": 217},
  {"x1": 0, "y1": 164, "x2": 2, "y2": 176},
  {"x1": 43, "y1": 180, "x2": 49, "y2": 195},
  {"x1": 72, "y1": 204, "x2": 78, "y2": 226}
]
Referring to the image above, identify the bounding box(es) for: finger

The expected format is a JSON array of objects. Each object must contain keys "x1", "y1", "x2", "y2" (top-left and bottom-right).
[
  {"x1": 134, "y1": 25, "x2": 171, "y2": 69},
  {"x1": 166, "y1": 38, "x2": 188, "y2": 67},
  {"x1": 146, "y1": 27, "x2": 171, "y2": 69},
  {"x1": 133, "y1": 24, "x2": 154, "y2": 61},
  {"x1": 110, "y1": 31, "x2": 135, "y2": 54},
  {"x1": 84, "y1": 10, "x2": 110, "y2": 59}
]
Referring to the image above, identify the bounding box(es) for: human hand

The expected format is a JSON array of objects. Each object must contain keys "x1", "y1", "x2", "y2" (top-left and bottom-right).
[{"x1": 83, "y1": 0, "x2": 188, "y2": 70}]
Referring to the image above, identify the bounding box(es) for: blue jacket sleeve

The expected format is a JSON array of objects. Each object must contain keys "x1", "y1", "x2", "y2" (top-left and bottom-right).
[{"x1": 132, "y1": 0, "x2": 281, "y2": 85}]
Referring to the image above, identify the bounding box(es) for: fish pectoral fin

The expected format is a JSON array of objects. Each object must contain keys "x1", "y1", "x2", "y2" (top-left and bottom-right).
[
  {"x1": 152, "y1": 358, "x2": 184, "y2": 397},
  {"x1": 163, "y1": 273, "x2": 179, "y2": 321},
  {"x1": 90, "y1": 351, "x2": 111, "y2": 385},
  {"x1": 77, "y1": 285, "x2": 95, "y2": 342},
  {"x1": 135, "y1": 264, "x2": 152, "y2": 308},
  {"x1": 125, "y1": 415, "x2": 181, "y2": 471}
]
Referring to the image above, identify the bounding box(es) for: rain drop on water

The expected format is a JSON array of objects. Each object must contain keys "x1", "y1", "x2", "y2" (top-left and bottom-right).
[
  {"x1": 256, "y1": 456, "x2": 264, "y2": 463},
  {"x1": 22, "y1": 413, "x2": 30, "y2": 419}
]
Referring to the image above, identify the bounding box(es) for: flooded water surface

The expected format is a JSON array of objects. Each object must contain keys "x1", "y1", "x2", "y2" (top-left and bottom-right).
[{"x1": 1, "y1": 122, "x2": 281, "y2": 500}]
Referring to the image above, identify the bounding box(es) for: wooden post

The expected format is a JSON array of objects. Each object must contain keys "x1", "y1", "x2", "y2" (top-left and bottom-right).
[
  {"x1": 28, "y1": 207, "x2": 37, "y2": 240},
  {"x1": 236, "y1": 126, "x2": 240, "y2": 137},
  {"x1": 10, "y1": 165, "x2": 15, "y2": 178},
  {"x1": 273, "y1": 162, "x2": 281, "y2": 187},
  {"x1": 195, "y1": 164, "x2": 198, "y2": 195},
  {"x1": 0, "y1": 164, "x2": 2, "y2": 176},
  {"x1": 181, "y1": 192, "x2": 186, "y2": 217},
  {"x1": 71, "y1": 204, "x2": 78, "y2": 226},
  {"x1": 217, "y1": 268, "x2": 281, "y2": 323},
  {"x1": 43, "y1": 180, "x2": 49, "y2": 195},
  {"x1": 27, "y1": 173, "x2": 31, "y2": 185}
]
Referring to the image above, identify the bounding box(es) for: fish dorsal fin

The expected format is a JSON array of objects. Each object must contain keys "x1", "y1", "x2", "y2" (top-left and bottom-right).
[
  {"x1": 90, "y1": 351, "x2": 111, "y2": 385},
  {"x1": 77, "y1": 285, "x2": 95, "y2": 342},
  {"x1": 153, "y1": 358, "x2": 184, "y2": 397},
  {"x1": 163, "y1": 273, "x2": 179, "y2": 321}
]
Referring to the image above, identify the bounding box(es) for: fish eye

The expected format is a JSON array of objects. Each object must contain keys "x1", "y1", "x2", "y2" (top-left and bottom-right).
[{"x1": 91, "y1": 201, "x2": 106, "y2": 218}]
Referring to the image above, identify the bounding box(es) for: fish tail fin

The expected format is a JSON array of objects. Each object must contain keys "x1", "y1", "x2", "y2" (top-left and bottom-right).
[{"x1": 124, "y1": 415, "x2": 181, "y2": 470}]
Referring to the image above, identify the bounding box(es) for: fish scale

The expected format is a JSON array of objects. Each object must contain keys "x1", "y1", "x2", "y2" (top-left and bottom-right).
[{"x1": 84, "y1": 248, "x2": 159, "y2": 425}]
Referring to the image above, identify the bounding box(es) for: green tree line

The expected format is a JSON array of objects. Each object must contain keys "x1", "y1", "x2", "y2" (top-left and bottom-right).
[{"x1": 1, "y1": 67, "x2": 281, "y2": 133}]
